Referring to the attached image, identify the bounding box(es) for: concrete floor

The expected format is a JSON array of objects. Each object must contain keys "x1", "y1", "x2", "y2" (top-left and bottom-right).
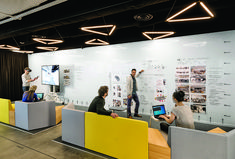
[
  {"x1": 0, "y1": 105, "x2": 168, "y2": 159},
  {"x1": 0, "y1": 123, "x2": 110, "y2": 159}
]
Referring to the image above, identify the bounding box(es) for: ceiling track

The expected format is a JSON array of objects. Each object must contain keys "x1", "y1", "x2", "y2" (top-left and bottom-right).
[{"x1": 0, "y1": 0, "x2": 67, "y2": 25}]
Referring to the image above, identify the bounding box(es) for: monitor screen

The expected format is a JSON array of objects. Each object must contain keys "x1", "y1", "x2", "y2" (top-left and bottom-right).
[
  {"x1": 152, "y1": 105, "x2": 166, "y2": 116},
  {"x1": 41, "y1": 65, "x2": 59, "y2": 86}
]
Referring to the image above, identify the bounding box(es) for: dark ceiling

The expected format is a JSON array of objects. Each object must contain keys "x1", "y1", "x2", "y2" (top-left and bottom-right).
[{"x1": 0, "y1": 0, "x2": 234, "y2": 53}]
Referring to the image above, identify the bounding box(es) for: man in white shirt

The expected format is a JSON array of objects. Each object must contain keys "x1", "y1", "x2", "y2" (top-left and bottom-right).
[
  {"x1": 126, "y1": 69, "x2": 144, "y2": 118},
  {"x1": 22, "y1": 67, "x2": 38, "y2": 92}
]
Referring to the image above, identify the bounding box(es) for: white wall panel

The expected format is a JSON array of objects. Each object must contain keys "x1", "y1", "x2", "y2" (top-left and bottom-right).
[{"x1": 29, "y1": 30, "x2": 235, "y2": 126}]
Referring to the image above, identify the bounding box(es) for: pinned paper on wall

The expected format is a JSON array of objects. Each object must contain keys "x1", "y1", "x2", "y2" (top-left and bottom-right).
[
  {"x1": 176, "y1": 58, "x2": 208, "y2": 114},
  {"x1": 64, "y1": 69, "x2": 71, "y2": 86}
]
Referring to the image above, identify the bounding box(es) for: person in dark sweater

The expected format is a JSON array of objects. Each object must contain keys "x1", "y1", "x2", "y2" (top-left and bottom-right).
[{"x1": 88, "y1": 86, "x2": 119, "y2": 118}]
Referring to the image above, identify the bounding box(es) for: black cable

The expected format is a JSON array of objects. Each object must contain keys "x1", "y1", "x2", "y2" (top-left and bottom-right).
[
  {"x1": 102, "y1": 16, "x2": 110, "y2": 44},
  {"x1": 165, "y1": 0, "x2": 177, "y2": 20},
  {"x1": 55, "y1": 27, "x2": 64, "y2": 41},
  {"x1": 12, "y1": 36, "x2": 20, "y2": 47}
]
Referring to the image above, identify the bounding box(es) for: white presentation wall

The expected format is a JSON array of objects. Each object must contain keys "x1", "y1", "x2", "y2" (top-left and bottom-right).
[{"x1": 28, "y1": 30, "x2": 235, "y2": 126}]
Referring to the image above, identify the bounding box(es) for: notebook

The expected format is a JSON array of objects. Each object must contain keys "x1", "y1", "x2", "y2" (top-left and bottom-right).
[{"x1": 152, "y1": 105, "x2": 166, "y2": 119}]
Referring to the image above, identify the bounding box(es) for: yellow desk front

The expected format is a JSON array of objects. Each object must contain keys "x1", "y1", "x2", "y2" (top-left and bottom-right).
[
  {"x1": 0, "y1": 98, "x2": 14, "y2": 124},
  {"x1": 85, "y1": 112, "x2": 148, "y2": 159}
]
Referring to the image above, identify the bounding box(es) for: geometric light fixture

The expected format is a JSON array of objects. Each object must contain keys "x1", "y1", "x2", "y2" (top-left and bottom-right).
[
  {"x1": 142, "y1": 31, "x2": 175, "y2": 40},
  {"x1": 166, "y1": 1, "x2": 214, "y2": 22},
  {"x1": 0, "y1": 45, "x2": 20, "y2": 50},
  {"x1": 85, "y1": 39, "x2": 109, "y2": 45},
  {"x1": 81, "y1": 25, "x2": 116, "y2": 36},
  {"x1": 32, "y1": 38, "x2": 64, "y2": 45},
  {"x1": 36, "y1": 46, "x2": 59, "y2": 51},
  {"x1": 0, "y1": 44, "x2": 33, "y2": 53},
  {"x1": 12, "y1": 50, "x2": 34, "y2": 54}
]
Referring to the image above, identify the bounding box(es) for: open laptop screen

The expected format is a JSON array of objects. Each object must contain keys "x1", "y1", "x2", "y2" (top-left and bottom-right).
[
  {"x1": 152, "y1": 105, "x2": 166, "y2": 118},
  {"x1": 36, "y1": 93, "x2": 44, "y2": 100}
]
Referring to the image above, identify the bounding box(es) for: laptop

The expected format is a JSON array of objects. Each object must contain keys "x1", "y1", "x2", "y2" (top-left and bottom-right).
[
  {"x1": 36, "y1": 93, "x2": 44, "y2": 101},
  {"x1": 152, "y1": 105, "x2": 166, "y2": 120}
]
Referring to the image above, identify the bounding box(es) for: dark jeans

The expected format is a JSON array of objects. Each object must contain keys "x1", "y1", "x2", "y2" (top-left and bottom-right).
[
  {"x1": 160, "y1": 122, "x2": 170, "y2": 134},
  {"x1": 22, "y1": 86, "x2": 30, "y2": 93},
  {"x1": 127, "y1": 93, "x2": 139, "y2": 116}
]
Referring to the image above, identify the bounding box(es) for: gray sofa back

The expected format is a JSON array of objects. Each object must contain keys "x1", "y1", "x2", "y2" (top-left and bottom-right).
[
  {"x1": 62, "y1": 103, "x2": 85, "y2": 147},
  {"x1": 15, "y1": 101, "x2": 55, "y2": 130},
  {"x1": 169, "y1": 126, "x2": 235, "y2": 159}
]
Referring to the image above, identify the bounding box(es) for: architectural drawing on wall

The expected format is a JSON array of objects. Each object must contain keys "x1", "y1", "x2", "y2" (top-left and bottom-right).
[
  {"x1": 137, "y1": 60, "x2": 169, "y2": 114},
  {"x1": 176, "y1": 64, "x2": 207, "y2": 114},
  {"x1": 190, "y1": 75, "x2": 206, "y2": 84},
  {"x1": 190, "y1": 85, "x2": 206, "y2": 93},
  {"x1": 113, "y1": 99, "x2": 122, "y2": 107},
  {"x1": 177, "y1": 85, "x2": 189, "y2": 93},
  {"x1": 155, "y1": 87, "x2": 166, "y2": 102},
  {"x1": 191, "y1": 104, "x2": 206, "y2": 114},
  {"x1": 190, "y1": 65, "x2": 207, "y2": 113},
  {"x1": 176, "y1": 66, "x2": 190, "y2": 103},
  {"x1": 63, "y1": 69, "x2": 71, "y2": 86},
  {"x1": 191, "y1": 66, "x2": 206, "y2": 75},
  {"x1": 112, "y1": 74, "x2": 124, "y2": 107},
  {"x1": 191, "y1": 94, "x2": 207, "y2": 103}
]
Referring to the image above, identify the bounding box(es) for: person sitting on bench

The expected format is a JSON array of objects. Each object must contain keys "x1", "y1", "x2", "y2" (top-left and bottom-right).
[
  {"x1": 22, "y1": 85, "x2": 39, "y2": 102},
  {"x1": 159, "y1": 91, "x2": 195, "y2": 133},
  {"x1": 88, "y1": 86, "x2": 119, "y2": 118}
]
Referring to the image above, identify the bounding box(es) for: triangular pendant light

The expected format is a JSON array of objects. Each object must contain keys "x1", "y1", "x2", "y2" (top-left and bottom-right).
[
  {"x1": 81, "y1": 25, "x2": 116, "y2": 36},
  {"x1": 85, "y1": 39, "x2": 109, "y2": 45},
  {"x1": 142, "y1": 31, "x2": 175, "y2": 40},
  {"x1": 166, "y1": 1, "x2": 214, "y2": 22},
  {"x1": 36, "y1": 46, "x2": 59, "y2": 51},
  {"x1": 33, "y1": 38, "x2": 63, "y2": 45}
]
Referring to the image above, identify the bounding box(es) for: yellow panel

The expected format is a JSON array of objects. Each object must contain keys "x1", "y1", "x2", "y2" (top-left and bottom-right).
[
  {"x1": 208, "y1": 127, "x2": 227, "y2": 133},
  {"x1": 10, "y1": 104, "x2": 15, "y2": 110},
  {"x1": 9, "y1": 110, "x2": 15, "y2": 126},
  {"x1": 85, "y1": 112, "x2": 148, "y2": 159},
  {"x1": 0, "y1": 98, "x2": 10, "y2": 124},
  {"x1": 55, "y1": 105, "x2": 64, "y2": 124}
]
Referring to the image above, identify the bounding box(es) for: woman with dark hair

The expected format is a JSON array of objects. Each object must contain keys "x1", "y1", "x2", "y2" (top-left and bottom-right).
[
  {"x1": 159, "y1": 91, "x2": 194, "y2": 133},
  {"x1": 22, "y1": 85, "x2": 39, "y2": 102}
]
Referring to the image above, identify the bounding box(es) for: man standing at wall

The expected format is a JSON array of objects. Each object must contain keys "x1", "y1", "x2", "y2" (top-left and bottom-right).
[
  {"x1": 21, "y1": 67, "x2": 38, "y2": 92},
  {"x1": 88, "y1": 86, "x2": 119, "y2": 118},
  {"x1": 127, "y1": 69, "x2": 144, "y2": 119}
]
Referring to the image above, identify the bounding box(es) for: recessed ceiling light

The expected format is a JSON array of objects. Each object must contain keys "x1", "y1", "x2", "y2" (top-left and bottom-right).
[
  {"x1": 81, "y1": 25, "x2": 116, "y2": 36},
  {"x1": 36, "y1": 46, "x2": 58, "y2": 51},
  {"x1": 166, "y1": 1, "x2": 214, "y2": 22},
  {"x1": 134, "y1": 13, "x2": 153, "y2": 22},
  {"x1": 85, "y1": 39, "x2": 109, "y2": 45},
  {"x1": 142, "y1": 31, "x2": 175, "y2": 40},
  {"x1": 32, "y1": 38, "x2": 63, "y2": 45}
]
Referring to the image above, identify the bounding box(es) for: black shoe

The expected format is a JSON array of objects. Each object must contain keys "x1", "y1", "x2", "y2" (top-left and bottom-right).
[{"x1": 134, "y1": 114, "x2": 142, "y2": 117}]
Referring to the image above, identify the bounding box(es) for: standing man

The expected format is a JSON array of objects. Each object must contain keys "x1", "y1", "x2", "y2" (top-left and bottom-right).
[
  {"x1": 127, "y1": 69, "x2": 144, "y2": 119},
  {"x1": 21, "y1": 67, "x2": 38, "y2": 92},
  {"x1": 88, "y1": 86, "x2": 119, "y2": 118}
]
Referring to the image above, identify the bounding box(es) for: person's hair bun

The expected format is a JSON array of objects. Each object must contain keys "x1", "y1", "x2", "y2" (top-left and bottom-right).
[
  {"x1": 179, "y1": 91, "x2": 185, "y2": 96},
  {"x1": 173, "y1": 90, "x2": 185, "y2": 102}
]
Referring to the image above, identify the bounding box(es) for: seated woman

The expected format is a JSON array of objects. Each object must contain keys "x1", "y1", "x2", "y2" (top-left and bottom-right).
[
  {"x1": 159, "y1": 91, "x2": 195, "y2": 133},
  {"x1": 22, "y1": 85, "x2": 39, "y2": 102}
]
